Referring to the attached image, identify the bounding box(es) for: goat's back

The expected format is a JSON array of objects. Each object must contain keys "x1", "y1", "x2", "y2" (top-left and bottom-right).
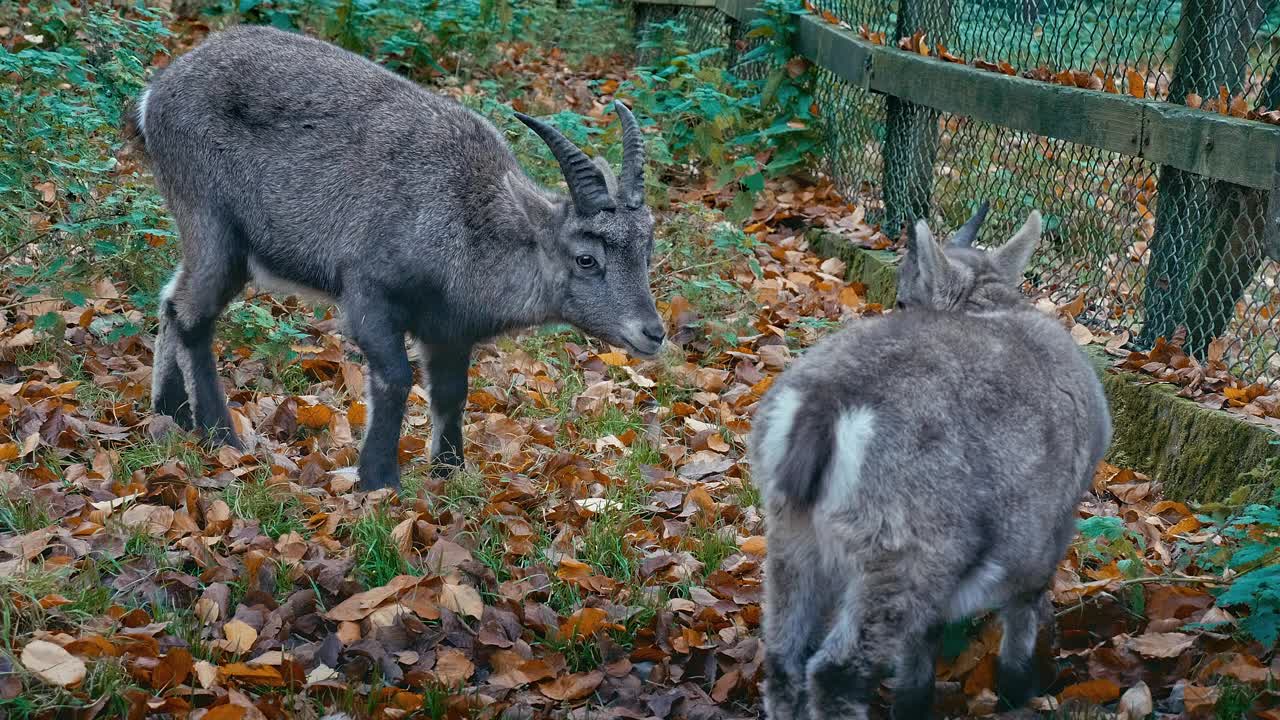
[
  {"x1": 751, "y1": 307, "x2": 1110, "y2": 575},
  {"x1": 136, "y1": 25, "x2": 520, "y2": 291}
]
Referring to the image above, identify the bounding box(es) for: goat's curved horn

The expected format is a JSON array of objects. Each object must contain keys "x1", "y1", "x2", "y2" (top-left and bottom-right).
[
  {"x1": 614, "y1": 101, "x2": 645, "y2": 209},
  {"x1": 515, "y1": 111, "x2": 616, "y2": 216},
  {"x1": 949, "y1": 200, "x2": 991, "y2": 247}
]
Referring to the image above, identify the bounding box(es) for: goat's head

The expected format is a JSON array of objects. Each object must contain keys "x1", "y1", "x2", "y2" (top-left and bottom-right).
[
  {"x1": 896, "y1": 203, "x2": 1042, "y2": 313},
  {"x1": 515, "y1": 102, "x2": 665, "y2": 357}
]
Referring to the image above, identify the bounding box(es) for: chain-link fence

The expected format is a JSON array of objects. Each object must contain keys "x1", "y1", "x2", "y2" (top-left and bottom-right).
[{"x1": 634, "y1": 0, "x2": 1280, "y2": 386}]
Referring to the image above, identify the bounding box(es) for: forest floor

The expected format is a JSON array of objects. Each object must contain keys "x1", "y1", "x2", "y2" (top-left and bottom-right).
[{"x1": 0, "y1": 4, "x2": 1277, "y2": 720}]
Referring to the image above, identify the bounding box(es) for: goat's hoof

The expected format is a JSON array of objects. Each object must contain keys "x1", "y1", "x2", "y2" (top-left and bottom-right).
[
  {"x1": 358, "y1": 464, "x2": 402, "y2": 492},
  {"x1": 206, "y1": 425, "x2": 243, "y2": 450},
  {"x1": 429, "y1": 459, "x2": 462, "y2": 480},
  {"x1": 153, "y1": 398, "x2": 194, "y2": 430}
]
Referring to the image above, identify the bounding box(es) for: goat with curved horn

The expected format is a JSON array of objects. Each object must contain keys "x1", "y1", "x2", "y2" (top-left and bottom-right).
[
  {"x1": 948, "y1": 200, "x2": 991, "y2": 248},
  {"x1": 134, "y1": 26, "x2": 664, "y2": 493},
  {"x1": 514, "y1": 112, "x2": 617, "y2": 216},
  {"x1": 614, "y1": 101, "x2": 646, "y2": 209}
]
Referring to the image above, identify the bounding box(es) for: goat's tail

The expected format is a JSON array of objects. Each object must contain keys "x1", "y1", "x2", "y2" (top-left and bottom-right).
[
  {"x1": 120, "y1": 86, "x2": 150, "y2": 161},
  {"x1": 774, "y1": 412, "x2": 835, "y2": 510}
]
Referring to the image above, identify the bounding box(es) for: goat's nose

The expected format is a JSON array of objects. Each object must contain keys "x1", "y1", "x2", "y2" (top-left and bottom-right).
[{"x1": 642, "y1": 321, "x2": 666, "y2": 344}]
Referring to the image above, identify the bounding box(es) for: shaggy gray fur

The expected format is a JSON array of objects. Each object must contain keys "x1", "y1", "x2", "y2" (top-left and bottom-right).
[
  {"x1": 750, "y1": 209, "x2": 1111, "y2": 720},
  {"x1": 127, "y1": 26, "x2": 664, "y2": 491}
]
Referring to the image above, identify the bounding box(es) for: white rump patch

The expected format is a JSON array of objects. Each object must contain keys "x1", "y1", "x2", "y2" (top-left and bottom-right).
[
  {"x1": 946, "y1": 561, "x2": 1007, "y2": 620},
  {"x1": 756, "y1": 386, "x2": 801, "y2": 495},
  {"x1": 136, "y1": 86, "x2": 152, "y2": 135},
  {"x1": 159, "y1": 265, "x2": 183, "y2": 305},
  {"x1": 825, "y1": 407, "x2": 876, "y2": 503}
]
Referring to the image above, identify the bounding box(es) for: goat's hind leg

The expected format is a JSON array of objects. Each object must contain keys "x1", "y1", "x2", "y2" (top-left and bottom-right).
[
  {"x1": 764, "y1": 516, "x2": 829, "y2": 720},
  {"x1": 997, "y1": 589, "x2": 1048, "y2": 710},
  {"x1": 165, "y1": 215, "x2": 247, "y2": 448},
  {"x1": 152, "y1": 266, "x2": 193, "y2": 429},
  {"x1": 806, "y1": 560, "x2": 944, "y2": 720}
]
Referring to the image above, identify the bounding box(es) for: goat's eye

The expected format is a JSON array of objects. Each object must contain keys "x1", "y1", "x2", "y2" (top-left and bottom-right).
[
  {"x1": 895, "y1": 301, "x2": 906, "y2": 310},
  {"x1": 575, "y1": 254, "x2": 598, "y2": 270}
]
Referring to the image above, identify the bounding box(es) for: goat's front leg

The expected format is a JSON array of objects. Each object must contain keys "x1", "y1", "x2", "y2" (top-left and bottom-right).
[
  {"x1": 419, "y1": 342, "x2": 472, "y2": 478},
  {"x1": 345, "y1": 302, "x2": 412, "y2": 492}
]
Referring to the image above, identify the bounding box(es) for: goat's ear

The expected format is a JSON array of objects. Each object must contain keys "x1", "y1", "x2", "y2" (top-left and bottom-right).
[
  {"x1": 906, "y1": 219, "x2": 949, "y2": 294},
  {"x1": 504, "y1": 173, "x2": 557, "y2": 236},
  {"x1": 991, "y1": 210, "x2": 1041, "y2": 282},
  {"x1": 592, "y1": 156, "x2": 619, "y2": 199}
]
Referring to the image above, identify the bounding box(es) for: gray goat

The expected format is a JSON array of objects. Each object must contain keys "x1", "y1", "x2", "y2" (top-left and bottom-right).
[
  {"x1": 750, "y1": 208, "x2": 1111, "y2": 719},
  {"x1": 125, "y1": 26, "x2": 665, "y2": 491}
]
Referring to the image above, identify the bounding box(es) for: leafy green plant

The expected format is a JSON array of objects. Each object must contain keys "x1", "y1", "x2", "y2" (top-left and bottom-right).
[
  {"x1": 625, "y1": 0, "x2": 823, "y2": 220},
  {"x1": 221, "y1": 299, "x2": 310, "y2": 362},
  {"x1": 1, "y1": 2, "x2": 172, "y2": 322},
  {"x1": 1188, "y1": 491, "x2": 1280, "y2": 647},
  {"x1": 216, "y1": 0, "x2": 630, "y2": 81},
  {"x1": 731, "y1": 0, "x2": 823, "y2": 179}
]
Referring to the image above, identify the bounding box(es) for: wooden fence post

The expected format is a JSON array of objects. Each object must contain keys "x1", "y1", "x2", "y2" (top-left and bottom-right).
[
  {"x1": 879, "y1": 0, "x2": 953, "y2": 238},
  {"x1": 1140, "y1": 0, "x2": 1277, "y2": 356}
]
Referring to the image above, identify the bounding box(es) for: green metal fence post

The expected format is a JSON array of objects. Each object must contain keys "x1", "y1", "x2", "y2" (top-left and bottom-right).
[
  {"x1": 879, "y1": 0, "x2": 953, "y2": 239},
  {"x1": 1141, "y1": 0, "x2": 1277, "y2": 355}
]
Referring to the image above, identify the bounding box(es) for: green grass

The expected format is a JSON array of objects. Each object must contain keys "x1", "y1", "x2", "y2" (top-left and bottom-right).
[
  {"x1": 579, "y1": 406, "x2": 646, "y2": 441},
  {"x1": 688, "y1": 523, "x2": 738, "y2": 576},
  {"x1": 0, "y1": 656, "x2": 141, "y2": 718},
  {"x1": 0, "y1": 564, "x2": 115, "y2": 647},
  {"x1": 432, "y1": 468, "x2": 487, "y2": 514},
  {"x1": 610, "y1": 439, "x2": 663, "y2": 510},
  {"x1": 1215, "y1": 679, "x2": 1260, "y2": 719},
  {"x1": 117, "y1": 433, "x2": 206, "y2": 478},
  {"x1": 0, "y1": 490, "x2": 54, "y2": 535},
  {"x1": 274, "y1": 361, "x2": 314, "y2": 395},
  {"x1": 122, "y1": 524, "x2": 171, "y2": 567},
  {"x1": 579, "y1": 512, "x2": 637, "y2": 584},
  {"x1": 11, "y1": 340, "x2": 61, "y2": 370},
  {"x1": 222, "y1": 474, "x2": 306, "y2": 539},
  {"x1": 732, "y1": 479, "x2": 762, "y2": 510},
  {"x1": 348, "y1": 506, "x2": 414, "y2": 589},
  {"x1": 469, "y1": 518, "x2": 513, "y2": 593},
  {"x1": 538, "y1": 631, "x2": 602, "y2": 674}
]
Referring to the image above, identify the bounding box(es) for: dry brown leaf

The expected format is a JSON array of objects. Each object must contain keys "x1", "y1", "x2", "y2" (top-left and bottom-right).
[
  {"x1": 1058, "y1": 678, "x2": 1121, "y2": 704},
  {"x1": 20, "y1": 640, "x2": 86, "y2": 687},
  {"x1": 1126, "y1": 69, "x2": 1144, "y2": 98},
  {"x1": 439, "y1": 582, "x2": 484, "y2": 619},
  {"x1": 560, "y1": 607, "x2": 609, "y2": 639},
  {"x1": 432, "y1": 648, "x2": 475, "y2": 685},
  {"x1": 296, "y1": 403, "x2": 332, "y2": 429},
  {"x1": 218, "y1": 619, "x2": 258, "y2": 654},
  {"x1": 540, "y1": 670, "x2": 603, "y2": 701},
  {"x1": 1116, "y1": 682, "x2": 1153, "y2": 720},
  {"x1": 325, "y1": 574, "x2": 423, "y2": 622},
  {"x1": 202, "y1": 706, "x2": 248, "y2": 720},
  {"x1": 194, "y1": 660, "x2": 218, "y2": 689},
  {"x1": 1126, "y1": 631, "x2": 1194, "y2": 659}
]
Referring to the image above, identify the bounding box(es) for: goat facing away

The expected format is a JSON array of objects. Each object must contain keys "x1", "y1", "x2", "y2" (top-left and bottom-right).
[
  {"x1": 126, "y1": 26, "x2": 665, "y2": 491},
  {"x1": 749, "y1": 208, "x2": 1112, "y2": 720}
]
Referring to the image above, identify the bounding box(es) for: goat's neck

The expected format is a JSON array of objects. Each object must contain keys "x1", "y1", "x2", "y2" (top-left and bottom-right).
[{"x1": 479, "y1": 176, "x2": 567, "y2": 332}]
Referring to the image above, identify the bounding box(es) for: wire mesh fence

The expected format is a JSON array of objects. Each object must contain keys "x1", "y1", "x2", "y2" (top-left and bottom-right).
[
  {"x1": 634, "y1": 2, "x2": 766, "y2": 76},
  {"x1": 633, "y1": 0, "x2": 1280, "y2": 386}
]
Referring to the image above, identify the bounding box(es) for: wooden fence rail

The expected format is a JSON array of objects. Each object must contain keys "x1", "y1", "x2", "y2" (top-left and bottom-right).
[{"x1": 632, "y1": 0, "x2": 1280, "y2": 252}]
